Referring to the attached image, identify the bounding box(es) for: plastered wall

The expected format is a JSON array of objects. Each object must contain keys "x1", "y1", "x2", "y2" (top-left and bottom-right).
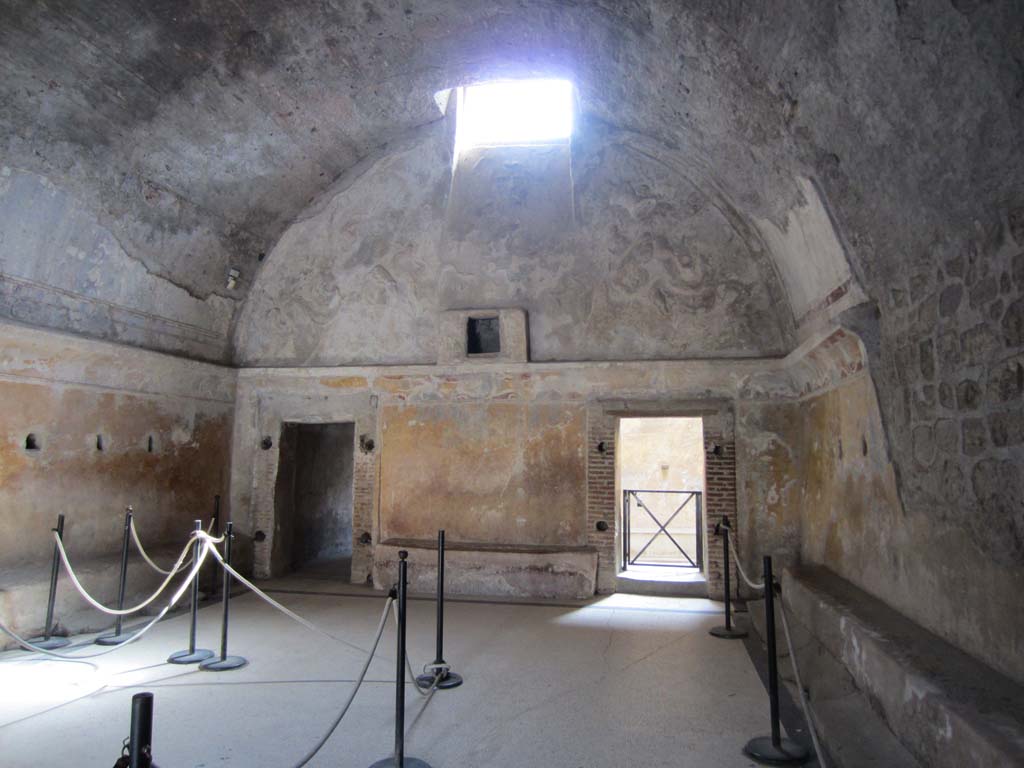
[{"x1": 0, "y1": 322, "x2": 235, "y2": 570}]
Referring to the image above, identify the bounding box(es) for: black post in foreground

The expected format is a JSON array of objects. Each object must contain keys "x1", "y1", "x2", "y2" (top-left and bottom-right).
[
  {"x1": 167, "y1": 520, "x2": 213, "y2": 664},
  {"x1": 743, "y1": 556, "x2": 809, "y2": 766},
  {"x1": 96, "y1": 507, "x2": 138, "y2": 645},
  {"x1": 129, "y1": 692, "x2": 154, "y2": 768},
  {"x1": 415, "y1": 530, "x2": 463, "y2": 690},
  {"x1": 200, "y1": 522, "x2": 247, "y2": 671},
  {"x1": 710, "y1": 516, "x2": 747, "y2": 639},
  {"x1": 369, "y1": 551, "x2": 433, "y2": 768},
  {"x1": 26, "y1": 513, "x2": 70, "y2": 650}
]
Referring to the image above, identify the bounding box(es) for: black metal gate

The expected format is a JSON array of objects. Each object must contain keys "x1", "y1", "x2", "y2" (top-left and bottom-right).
[{"x1": 622, "y1": 489, "x2": 703, "y2": 570}]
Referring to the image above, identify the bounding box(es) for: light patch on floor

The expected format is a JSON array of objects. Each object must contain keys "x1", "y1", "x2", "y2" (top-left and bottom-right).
[{"x1": 0, "y1": 585, "x2": 776, "y2": 767}]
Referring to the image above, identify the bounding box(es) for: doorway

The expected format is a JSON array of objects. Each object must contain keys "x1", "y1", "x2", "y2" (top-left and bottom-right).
[
  {"x1": 272, "y1": 422, "x2": 355, "y2": 579},
  {"x1": 617, "y1": 417, "x2": 706, "y2": 586}
]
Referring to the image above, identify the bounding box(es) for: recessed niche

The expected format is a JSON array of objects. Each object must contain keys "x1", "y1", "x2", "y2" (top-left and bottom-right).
[
  {"x1": 96, "y1": 434, "x2": 104, "y2": 451},
  {"x1": 25, "y1": 433, "x2": 40, "y2": 451},
  {"x1": 467, "y1": 316, "x2": 500, "y2": 355},
  {"x1": 147, "y1": 435, "x2": 155, "y2": 453}
]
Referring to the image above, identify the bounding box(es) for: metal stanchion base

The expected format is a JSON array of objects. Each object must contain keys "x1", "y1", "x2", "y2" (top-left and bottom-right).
[
  {"x1": 415, "y1": 671, "x2": 463, "y2": 690},
  {"x1": 743, "y1": 736, "x2": 810, "y2": 765},
  {"x1": 199, "y1": 655, "x2": 248, "y2": 671},
  {"x1": 94, "y1": 630, "x2": 138, "y2": 646},
  {"x1": 167, "y1": 648, "x2": 215, "y2": 664},
  {"x1": 25, "y1": 636, "x2": 70, "y2": 650},
  {"x1": 710, "y1": 625, "x2": 748, "y2": 639},
  {"x1": 368, "y1": 758, "x2": 433, "y2": 768}
]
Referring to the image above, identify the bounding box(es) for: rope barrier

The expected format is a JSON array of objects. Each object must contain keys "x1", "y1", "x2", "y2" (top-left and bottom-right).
[
  {"x1": 200, "y1": 535, "x2": 374, "y2": 658},
  {"x1": 53, "y1": 529, "x2": 222, "y2": 616},
  {"x1": 727, "y1": 531, "x2": 765, "y2": 591},
  {"x1": 778, "y1": 597, "x2": 829, "y2": 768},
  {"x1": 391, "y1": 601, "x2": 443, "y2": 698},
  {"x1": 0, "y1": 540, "x2": 214, "y2": 660},
  {"x1": 130, "y1": 517, "x2": 215, "y2": 576},
  {"x1": 290, "y1": 596, "x2": 394, "y2": 768}
]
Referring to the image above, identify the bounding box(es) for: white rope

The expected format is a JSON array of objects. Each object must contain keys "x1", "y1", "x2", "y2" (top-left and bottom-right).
[
  {"x1": 390, "y1": 601, "x2": 443, "y2": 698},
  {"x1": 53, "y1": 529, "x2": 220, "y2": 616},
  {"x1": 727, "y1": 531, "x2": 765, "y2": 591},
  {"x1": 130, "y1": 517, "x2": 215, "y2": 575},
  {"x1": 779, "y1": 597, "x2": 829, "y2": 768},
  {"x1": 0, "y1": 541, "x2": 213, "y2": 660},
  {"x1": 291, "y1": 596, "x2": 394, "y2": 768},
  {"x1": 201, "y1": 536, "x2": 372, "y2": 657}
]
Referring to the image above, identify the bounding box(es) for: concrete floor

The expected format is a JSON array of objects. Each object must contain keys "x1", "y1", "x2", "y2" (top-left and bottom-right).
[{"x1": 0, "y1": 582, "x2": 793, "y2": 767}]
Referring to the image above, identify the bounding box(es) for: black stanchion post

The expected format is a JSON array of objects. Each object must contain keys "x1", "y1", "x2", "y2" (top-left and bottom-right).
[
  {"x1": 416, "y1": 530, "x2": 463, "y2": 690},
  {"x1": 369, "y1": 551, "x2": 432, "y2": 768},
  {"x1": 212, "y1": 495, "x2": 221, "y2": 536},
  {"x1": 129, "y1": 692, "x2": 154, "y2": 768},
  {"x1": 168, "y1": 519, "x2": 213, "y2": 664},
  {"x1": 26, "y1": 513, "x2": 70, "y2": 650},
  {"x1": 200, "y1": 521, "x2": 247, "y2": 671},
  {"x1": 743, "y1": 556, "x2": 809, "y2": 765},
  {"x1": 96, "y1": 507, "x2": 137, "y2": 645},
  {"x1": 710, "y1": 515, "x2": 747, "y2": 639}
]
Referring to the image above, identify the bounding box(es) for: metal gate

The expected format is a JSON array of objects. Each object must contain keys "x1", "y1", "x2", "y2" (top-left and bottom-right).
[{"x1": 622, "y1": 489, "x2": 703, "y2": 570}]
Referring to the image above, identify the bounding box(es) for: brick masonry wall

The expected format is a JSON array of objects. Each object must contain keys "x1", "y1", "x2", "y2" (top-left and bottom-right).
[
  {"x1": 587, "y1": 408, "x2": 617, "y2": 593},
  {"x1": 352, "y1": 434, "x2": 377, "y2": 583},
  {"x1": 704, "y1": 432, "x2": 738, "y2": 601}
]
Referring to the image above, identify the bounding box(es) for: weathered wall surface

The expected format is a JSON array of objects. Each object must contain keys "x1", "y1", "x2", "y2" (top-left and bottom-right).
[
  {"x1": 800, "y1": 375, "x2": 1024, "y2": 684},
  {"x1": 380, "y1": 402, "x2": 586, "y2": 547},
  {"x1": 0, "y1": 322, "x2": 235, "y2": 570},
  {"x1": 0, "y1": 167, "x2": 239, "y2": 362},
  {"x1": 235, "y1": 120, "x2": 794, "y2": 366},
  {"x1": 231, "y1": 357, "x2": 780, "y2": 590}
]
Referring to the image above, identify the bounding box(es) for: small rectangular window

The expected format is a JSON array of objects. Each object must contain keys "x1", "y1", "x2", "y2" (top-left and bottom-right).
[{"x1": 467, "y1": 316, "x2": 501, "y2": 355}]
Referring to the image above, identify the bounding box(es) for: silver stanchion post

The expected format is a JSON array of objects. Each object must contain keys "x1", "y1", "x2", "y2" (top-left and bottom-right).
[
  {"x1": 743, "y1": 556, "x2": 809, "y2": 765},
  {"x1": 369, "y1": 551, "x2": 433, "y2": 768},
  {"x1": 416, "y1": 530, "x2": 463, "y2": 690},
  {"x1": 710, "y1": 515, "x2": 748, "y2": 639},
  {"x1": 96, "y1": 507, "x2": 138, "y2": 645},
  {"x1": 168, "y1": 520, "x2": 213, "y2": 664},
  {"x1": 200, "y1": 521, "x2": 247, "y2": 671},
  {"x1": 26, "y1": 513, "x2": 70, "y2": 650}
]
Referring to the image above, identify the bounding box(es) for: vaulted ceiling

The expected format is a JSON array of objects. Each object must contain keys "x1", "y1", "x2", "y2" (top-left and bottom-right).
[{"x1": 1, "y1": 1, "x2": 1021, "y2": 362}]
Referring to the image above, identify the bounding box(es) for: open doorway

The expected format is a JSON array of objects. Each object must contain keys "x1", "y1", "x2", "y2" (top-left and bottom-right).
[
  {"x1": 272, "y1": 422, "x2": 355, "y2": 580},
  {"x1": 617, "y1": 417, "x2": 706, "y2": 587}
]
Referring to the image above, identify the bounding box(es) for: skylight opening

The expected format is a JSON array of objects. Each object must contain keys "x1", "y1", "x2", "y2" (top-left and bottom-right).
[{"x1": 455, "y1": 79, "x2": 574, "y2": 157}]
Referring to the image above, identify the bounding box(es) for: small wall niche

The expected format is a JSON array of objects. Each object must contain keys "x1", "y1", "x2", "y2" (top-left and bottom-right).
[
  {"x1": 438, "y1": 308, "x2": 528, "y2": 364},
  {"x1": 95, "y1": 434, "x2": 105, "y2": 452},
  {"x1": 467, "y1": 316, "x2": 500, "y2": 355},
  {"x1": 24, "y1": 433, "x2": 40, "y2": 451}
]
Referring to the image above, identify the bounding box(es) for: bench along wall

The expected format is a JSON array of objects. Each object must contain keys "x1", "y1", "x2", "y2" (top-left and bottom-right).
[{"x1": 0, "y1": 322, "x2": 235, "y2": 638}]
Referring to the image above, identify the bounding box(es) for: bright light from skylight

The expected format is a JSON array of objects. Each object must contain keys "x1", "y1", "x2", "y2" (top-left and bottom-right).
[{"x1": 456, "y1": 79, "x2": 574, "y2": 153}]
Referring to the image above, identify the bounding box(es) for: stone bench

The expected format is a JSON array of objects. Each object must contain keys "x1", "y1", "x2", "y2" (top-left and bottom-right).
[
  {"x1": 373, "y1": 540, "x2": 598, "y2": 601},
  {"x1": 0, "y1": 545, "x2": 207, "y2": 650},
  {"x1": 782, "y1": 565, "x2": 1024, "y2": 768}
]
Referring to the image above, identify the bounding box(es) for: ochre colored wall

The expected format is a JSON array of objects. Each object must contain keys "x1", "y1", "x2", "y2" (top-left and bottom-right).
[
  {"x1": 379, "y1": 402, "x2": 586, "y2": 547},
  {"x1": 797, "y1": 374, "x2": 1024, "y2": 683},
  {"x1": 0, "y1": 324, "x2": 235, "y2": 569}
]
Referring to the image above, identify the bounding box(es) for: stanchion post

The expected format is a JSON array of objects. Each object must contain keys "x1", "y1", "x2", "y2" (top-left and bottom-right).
[
  {"x1": 416, "y1": 530, "x2": 463, "y2": 690},
  {"x1": 710, "y1": 515, "x2": 747, "y2": 639},
  {"x1": 168, "y1": 519, "x2": 213, "y2": 664},
  {"x1": 96, "y1": 507, "x2": 137, "y2": 645},
  {"x1": 200, "y1": 521, "x2": 247, "y2": 671},
  {"x1": 743, "y1": 556, "x2": 809, "y2": 765},
  {"x1": 369, "y1": 551, "x2": 433, "y2": 768},
  {"x1": 26, "y1": 513, "x2": 70, "y2": 650},
  {"x1": 129, "y1": 692, "x2": 154, "y2": 768}
]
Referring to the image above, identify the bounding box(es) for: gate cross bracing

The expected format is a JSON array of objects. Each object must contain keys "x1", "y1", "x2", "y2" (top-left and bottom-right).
[{"x1": 622, "y1": 489, "x2": 703, "y2": 570}]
